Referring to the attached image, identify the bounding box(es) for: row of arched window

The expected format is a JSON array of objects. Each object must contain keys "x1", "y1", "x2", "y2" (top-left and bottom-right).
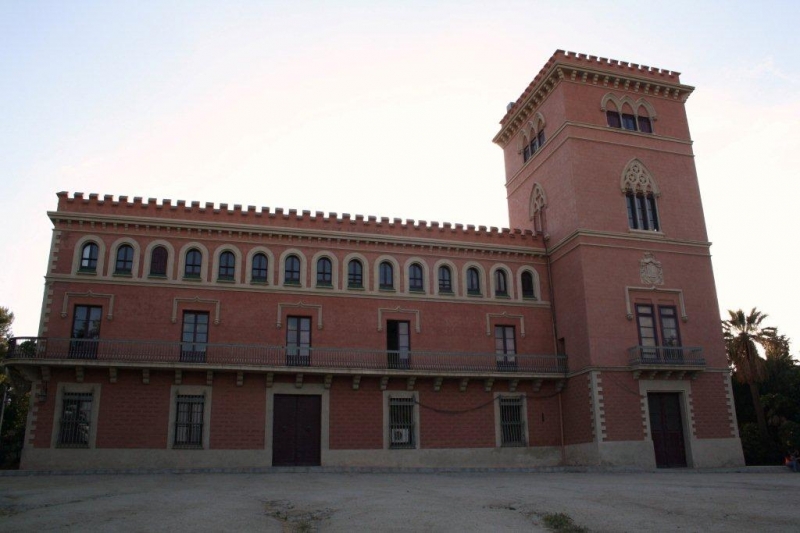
[{"x1": 74, "y1": 239, "x2": 541, "y2": 300}]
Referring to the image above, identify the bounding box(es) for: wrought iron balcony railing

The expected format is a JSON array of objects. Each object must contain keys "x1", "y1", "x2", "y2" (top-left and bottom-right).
[
  {"x1": 628, "y1": 346, "x2": 705, "y2": 367},
  {"x1": 6, "y1": 337, "x2": 567, "y2": 375}
]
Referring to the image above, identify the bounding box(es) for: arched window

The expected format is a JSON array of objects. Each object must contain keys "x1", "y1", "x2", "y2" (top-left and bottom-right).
[
  {"x1": 522, "y1": 113, "x2": 546, "y2": 163},
  {"x1": 379, "y1": 261, "x2": 394, "y2": 290},
  {"x1": 184, "y1": 249, "x2": 202, "y2": 278},
  {"x1": 603, "y1": 94, "x2": 655, "y2": 134},
  {"x1": 252, "y1": 253, "x2": 268, "y2": 283},
  {"x1": 348, "y1": 259, "x2": 363, "y2": 288},
  {"x1": 218, "y1": 251, "x2": 235, "y2": 281},
  {"x1": 409, "y1": 263, "x2": 424, "y2": 292},
  {"x1": 150, "y1": 246, "x2": 168, "y2": 277},
  {"x1": 521, "y1": 271, "x2": 536, "y2": 299},
  {"x1": 467, "y1": 267, "x2": 481, "y2": 295},
  {"x1": 317, "y1": 257, "x2": 333, "y2": 286},
  {"x1": 115, "y1": 244, "x2": 133, "y2": 274},
  {"x1": 80, "y1": 242, "x2": 99, "y2": 272},
  {"x1": 606, "y1": 101, "x2": 622, "y2": 129},
  {"x1": 529, "y1": 183, "x2": 547, "y2": 235},
  {"x1": 438, "y1": 266, "x2": 452, "y2": 293},
  {"x1": 285, "y1": 255, "x2": 301, "y2": 285},
  {"x1": 495, "y1": 270, "x2": 508, "y2": 297},
  {"x1": 621, "y1": 159, "x2": 660, "y2": 232}
]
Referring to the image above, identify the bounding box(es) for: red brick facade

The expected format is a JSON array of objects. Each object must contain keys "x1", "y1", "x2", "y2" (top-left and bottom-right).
[{"x1": 8, "y1": 50, "x2": 743, "y2": 470}]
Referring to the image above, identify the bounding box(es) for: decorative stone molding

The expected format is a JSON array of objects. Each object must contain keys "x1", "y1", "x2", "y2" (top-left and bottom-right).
[
  {"x1": 724, "y1": 373, "x2": 740, "y2": 439},
  {"x1": 639, "y1": 252, "x2": 664, "y2": 286},
  {"x1": 276, "y1": 301, "x2": 323, "y2": 330},
  {"x1": 625, "y1": 286, "x2": 688, "y2": 322},
  {"x1": 485, "y1": 311, "x2": 526, "y2": 337},
  {"x1": 590, "y1": 372, "x2": 607, "y2": 442},
  {"x1": 61, "y1": 290, "x2": 115, "y2": 320},
  {"x1": 172, "y1": 296, "x2": 221, "y2": 325},
  {"x1": 528, "y1": 183, "x2": 547, "y2": 221},
  {"x1": 620, "y1": 158, "x2": 660, "y2": 196},
  {"x1": 377, "y1": 306, "x2": 421, "y2": 333},
  {"x1": 600, "y1": 93, "x2": 657, "y2": 119}
]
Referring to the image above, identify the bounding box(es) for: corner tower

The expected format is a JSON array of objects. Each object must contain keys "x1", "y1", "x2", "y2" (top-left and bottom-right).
[{"x1": 494, "y1": 51, "x2": 744, "y2": 467}]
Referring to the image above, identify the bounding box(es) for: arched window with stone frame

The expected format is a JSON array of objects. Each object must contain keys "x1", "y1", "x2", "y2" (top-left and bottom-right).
[
  {"x1": 621, "y1": 158, "x2": 661, "y2": 232},
  {"x1": 529, "y1": 183, "x2": 547, "y2": 235}
]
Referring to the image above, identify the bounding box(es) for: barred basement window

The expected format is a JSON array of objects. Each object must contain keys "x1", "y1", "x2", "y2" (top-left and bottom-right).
[
  {"x1": 174, "y1": 394, "x2": 205, "y2": 448},
  {"x1": 58, "y1": 392, "x2": 93, "y2": 447},
  {"x1": 499, "y1": 396, "x2": 526, "y2": 447},
  {"x1": 389, "y1": 396, "x2": 415, "y2": 449}
]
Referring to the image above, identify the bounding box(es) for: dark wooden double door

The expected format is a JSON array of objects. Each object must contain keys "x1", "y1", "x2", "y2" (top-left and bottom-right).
[
  {"x1": 272, "y1": 395, "x2": 321, "y2": 466},
  {"x1": 648, "y1": 393, "x2": 687, "y2": 468}
]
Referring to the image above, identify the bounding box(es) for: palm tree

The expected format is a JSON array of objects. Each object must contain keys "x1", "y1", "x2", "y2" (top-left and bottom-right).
[{"x1": 723, "y1": 308, "x2": 776, "y2": 440}]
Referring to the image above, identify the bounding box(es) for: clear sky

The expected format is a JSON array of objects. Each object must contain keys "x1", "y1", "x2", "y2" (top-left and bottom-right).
[{"x1": 1, "y1": 1, "x2": 798, "y2": 354}]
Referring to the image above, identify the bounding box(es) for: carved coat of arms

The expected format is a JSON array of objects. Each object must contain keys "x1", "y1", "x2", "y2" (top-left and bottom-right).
[{"x1": 640, "y1": 252, "x2": 664, "y2": 286}]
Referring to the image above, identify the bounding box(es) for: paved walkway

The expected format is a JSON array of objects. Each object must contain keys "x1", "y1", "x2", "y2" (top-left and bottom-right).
[{"x1": 1, "y1": 469, "x2": 797, "y2": 532}]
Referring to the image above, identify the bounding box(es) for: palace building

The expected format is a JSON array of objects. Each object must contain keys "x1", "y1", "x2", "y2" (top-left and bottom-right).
[{"x1": 5, "y1": 50, "x2": 744, "y2": 470}]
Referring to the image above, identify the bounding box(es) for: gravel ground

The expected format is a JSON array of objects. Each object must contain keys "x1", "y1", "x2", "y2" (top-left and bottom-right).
[{"x1": 1, "y1": 469, "x2": 797, "y2": 532}]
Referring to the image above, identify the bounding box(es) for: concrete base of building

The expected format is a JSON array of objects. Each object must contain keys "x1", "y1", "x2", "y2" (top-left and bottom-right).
[
  {"x1": 21, "y1": 438, "x2": 744, "y2": 470},
  {"x1": 563, "y1": 437, "x2": 745, "y2": 468}
]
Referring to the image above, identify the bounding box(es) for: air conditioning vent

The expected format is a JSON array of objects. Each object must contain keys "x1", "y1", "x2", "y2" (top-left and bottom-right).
[{"x1": 391, "y1": 428, "x2": 409, "y2": 444}]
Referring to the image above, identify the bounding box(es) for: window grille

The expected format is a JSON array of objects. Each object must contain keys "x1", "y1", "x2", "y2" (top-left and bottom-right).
[
  {"x1": 389, "y1": 397, "x2": 415, "y2": 449},
  {"x1": 499, "y1": 396, "x2": 526, "y2": 447},
  {"x1": 58, "y1": 392, "x2": 93, "y2": 447},
  {"x1": 175, "y1": 395, "x2": 204, "y2": 448}
]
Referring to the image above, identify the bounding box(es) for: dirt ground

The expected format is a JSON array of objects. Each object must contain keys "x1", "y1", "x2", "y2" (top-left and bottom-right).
[{"x1": 0, "y1": 469, "x2": 797, "y2": 532}]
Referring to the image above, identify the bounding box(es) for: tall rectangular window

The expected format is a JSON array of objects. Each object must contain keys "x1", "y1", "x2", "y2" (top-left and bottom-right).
[
  {"x1": 389, "y1": 396, "x2": 415, "y2": 449},
  {"x1": 635, "y1": 304, "x2": 658, "y2": 360},
  {"x1": 286, "y1": 316, "x2": 311, "y2": 366},
  {"x1": 495, "y1": 325, "x2": 517, "y2": 371},
  {"x1": 181, "y1": 311, "x2": 209, "y2": 362},
  {"x1": 58, "y1": 392, "x2": 93, "y2": 447},
  {"x1": 174, "y1": 395, "x2": 205, "y2": 448},
  {"x1": 70, "y1": 305, "x2": 102, "y2": 359},
  {"x1": 499, "y1": 396, "x2": 526, "y2": 447},
  {"x1": 387, "y1": 320, "x2": 410, "y2": 369}
]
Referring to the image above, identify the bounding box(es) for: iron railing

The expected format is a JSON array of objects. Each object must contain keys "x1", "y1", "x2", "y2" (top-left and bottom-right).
[
  {"x1": 6, "y1": 337, "x2": 567, "y2": 375},
  {"x1": 628, "y1": 346, "x2": 705, "y2": 366}
]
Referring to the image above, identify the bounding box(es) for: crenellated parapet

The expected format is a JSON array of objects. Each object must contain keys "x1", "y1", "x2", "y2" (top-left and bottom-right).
[
  {"x1": 54, "y1": 192, "x2": 541, "y2": 246},
  {"x1": 493, "y1": 49, "x2": 695, "y2": 146}
]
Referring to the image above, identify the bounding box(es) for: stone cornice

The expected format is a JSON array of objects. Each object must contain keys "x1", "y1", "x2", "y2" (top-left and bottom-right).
[
  {"x1": 49, "y1": 211, "x2": 547, "y2": 259},
  {"x1": 547, "y1": 228, "x2": 711, "y2": 258},
  {"x1": 493, "y1": 50, "x2": 695, "y2": 147}
]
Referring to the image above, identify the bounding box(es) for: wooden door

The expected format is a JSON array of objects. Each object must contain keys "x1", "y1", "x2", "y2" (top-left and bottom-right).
[
  {"x1": 648, "y1": 393, "x2": 687, "y2": 468},
  {"x1": 272, "y1": 395, "x2": 321, "y2": 466}
]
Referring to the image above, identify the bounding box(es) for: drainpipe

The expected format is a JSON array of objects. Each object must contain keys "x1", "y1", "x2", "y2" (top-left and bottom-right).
[{"x1": 542, "y1": 227, "x2": 566, "y2": 465}]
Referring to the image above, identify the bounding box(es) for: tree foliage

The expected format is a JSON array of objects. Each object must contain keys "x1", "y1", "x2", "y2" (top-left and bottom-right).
[
  {"x1": 724, "y1": 308, "x2": 800, "y2": 464},
  {"x1": 1, "y1": 306, "x2": 30, "y2": 469}
]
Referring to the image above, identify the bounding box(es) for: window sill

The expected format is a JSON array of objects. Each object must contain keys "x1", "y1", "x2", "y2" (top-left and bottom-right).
[
  {"x1": 148, "y1": 274, "x2": 168, "y2": 280},
  {"x1": 347, "y1": 284, "x2": 364, "y2": 290},
  {"x1": 113, "y1": 272, "x2": 132, "y2": 278},
  {"x1": 316, "y1": 283, "x2": 333, "y2": 289},
  {"x1": 438, "y1": 290, "x2": 454, "y2": 296},
  {"x1": 522, "y1": 295, "x2": 538, "y2": 301},
  {"x1": 182, "y1": 276, "x2": 202, "y2": 282},
  {"x1": 216, "y1": 278, "x2": 235, "y2": 283},
  {"x1": 56, "y1": 443, "x2": 90, "y2": 449},
  {"x1": 495, "y1": 293, "x2": 510, "y2": 299},
  {"x1": 284, "y1": 281, "x2": 301, "y2": 287},
  {"x1": 172, "y1": 445, "x2": 204, "y2": 450},
  {"x1": 409, "y1": 288, "x2": 425, "y2": 294},
  {"x1": 76, "y1": 269, "x2": 97, "y2": 276},
  {"x1": 250, "y1": 280, "x2": 269, "y2": 285},
  {"x1": 379, "y1": 287, "x2": 396, "y2": 292},
  {"x1": 467, "y1": 291, "x2": 483, "y2": 297},
  {"x1": 628, "y1": 228, "x2": 665, "y2": 238}
]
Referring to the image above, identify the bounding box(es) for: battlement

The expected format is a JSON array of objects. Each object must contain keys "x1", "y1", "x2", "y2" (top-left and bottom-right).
[
  {"x1": 55, "y1": 192, "x2": 540, "y2": 245},
  {"x1": 500, "y1": 49, "x2": 685, "y2": 126}
]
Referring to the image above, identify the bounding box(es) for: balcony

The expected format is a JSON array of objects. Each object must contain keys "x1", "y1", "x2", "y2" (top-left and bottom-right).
[
  {"x1": 5, "y1": 337, "x2": 567, "y2": 383},
  {"x1": 627, "y1": 346, "x2": 705, "y2": 379}
]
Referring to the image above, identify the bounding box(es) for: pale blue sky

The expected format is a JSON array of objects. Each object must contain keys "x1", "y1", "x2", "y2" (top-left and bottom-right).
[{"x1": 2, "y1": 1, "x2": 799, "y2": 352}]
